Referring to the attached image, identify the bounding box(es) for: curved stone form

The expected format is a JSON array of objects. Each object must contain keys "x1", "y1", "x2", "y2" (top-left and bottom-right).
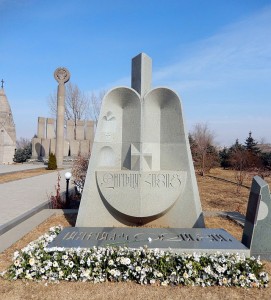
[
  {"x1": 0, "y1": 86, "x2": 16, "y2": 164},
  {"x1": 76, "y1": 53, "x2": 204, "y2": 228}
]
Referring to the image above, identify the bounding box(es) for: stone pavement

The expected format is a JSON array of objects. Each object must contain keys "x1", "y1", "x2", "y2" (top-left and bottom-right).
[
  {"x1": 0, "y1": 163, "x2": 45, "y2": 174},
  {"x1": 0, "y1": 167, "x2": 71, "y2": 229}
]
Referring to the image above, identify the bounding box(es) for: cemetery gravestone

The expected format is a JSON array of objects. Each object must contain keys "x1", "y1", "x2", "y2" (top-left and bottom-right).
[{"x1": 76, "y1": 53, "x2": 204, "y2": 228}]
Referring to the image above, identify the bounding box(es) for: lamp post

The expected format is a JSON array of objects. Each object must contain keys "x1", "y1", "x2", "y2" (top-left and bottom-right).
[{"x1": 65, "y1": 172, "x2": 72, "y2": 208}]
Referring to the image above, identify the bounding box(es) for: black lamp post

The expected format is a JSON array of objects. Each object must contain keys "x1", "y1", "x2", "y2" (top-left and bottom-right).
[{"x1": 65, "y1": 172, "x2": 72, "y2": 208}]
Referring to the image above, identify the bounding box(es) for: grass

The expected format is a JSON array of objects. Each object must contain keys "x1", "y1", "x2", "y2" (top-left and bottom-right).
[{"x1": 0, "y1": 168, "x2": 271, "y2": 299}]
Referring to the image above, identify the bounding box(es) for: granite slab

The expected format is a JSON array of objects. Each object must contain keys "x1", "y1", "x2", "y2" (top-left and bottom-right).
[{"x1": 47, "y1": 227, "x2": 249, "y2": 256}]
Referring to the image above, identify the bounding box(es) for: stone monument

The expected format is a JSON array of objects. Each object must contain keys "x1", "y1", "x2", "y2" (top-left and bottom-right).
[
  {"x1": 32, "y1": 118, "x2": 95, "y2": 160},
  {"x1": 0, "y1": 80, "x2": 16, "y2": 164},
  {"x1": 242, "y1": 176, "x2": 271, "y2": 260},
  {"x1": 48, "y1": 54, "x2": 249, "y2": 257},
  {"x1": 54, "y1": 67, "x2": 70, "y2": 168},
  {"x1": 76, "y1": 53, "x2": 204, "y2": 228}
]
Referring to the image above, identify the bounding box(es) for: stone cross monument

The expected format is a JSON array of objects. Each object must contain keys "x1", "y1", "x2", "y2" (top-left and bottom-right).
[
  {"x1": 54, "y1": 67, "x2": 70, "y2": 168},
  {"x1": 76, "y1": 53, "x2": 204, "y2": 228}
]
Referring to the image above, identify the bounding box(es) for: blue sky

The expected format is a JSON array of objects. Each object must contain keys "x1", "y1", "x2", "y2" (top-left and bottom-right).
[{"x1": 1, "y1": 0, "x2": 271, "y2": 146}]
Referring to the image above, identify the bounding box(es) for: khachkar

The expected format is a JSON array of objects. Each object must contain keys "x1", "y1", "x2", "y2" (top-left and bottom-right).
[
  {"x1": 54, "y1": 67, "x2": 70, "y2": 168},
  {"x1": 76, "y1": 53, "x2": 205, "y2": 228},
  {"x1": 0, "y1": 80, "x2": 16, "y2": 164}
]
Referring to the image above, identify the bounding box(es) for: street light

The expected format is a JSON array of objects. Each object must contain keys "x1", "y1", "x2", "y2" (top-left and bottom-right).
[{"x1": 65, "y1": 172, "x2": 72, "y2": 208}]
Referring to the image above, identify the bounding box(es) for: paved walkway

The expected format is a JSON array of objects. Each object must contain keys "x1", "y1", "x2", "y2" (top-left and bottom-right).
[
  {"x1": 0, "y1": 163, "x2": 45, "y2": 174},
  {"x1": 0, "y1": 168, "x2": 71, "y2": 228}
]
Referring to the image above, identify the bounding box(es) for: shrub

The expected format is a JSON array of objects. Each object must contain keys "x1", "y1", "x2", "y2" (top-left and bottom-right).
[
  {"x1": 13, "y1": 143, "x2": 32, "y2": 163},
  {"x1": 49, "y1": 173, "x2": 65, "y2": 209},
  {"x1": 47, "y1": 153, "x2": 57, "y2": 170},
  {"x1": 71, "y1": 154, "x2": 90, "y2": 194}
]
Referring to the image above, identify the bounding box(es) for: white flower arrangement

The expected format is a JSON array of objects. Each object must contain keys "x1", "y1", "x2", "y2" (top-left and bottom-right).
[{"x1": 0, "y1": 226, "x2": 269, "y2": 288}]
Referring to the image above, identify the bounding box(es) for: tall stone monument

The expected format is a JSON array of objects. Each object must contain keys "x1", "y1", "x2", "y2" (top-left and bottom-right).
[
  {"x1": 54, "y1": 67, "x2": 70, "y2": 168},
  {"x1": 76, "y1": 53, "x2": 204, "y2": 228},
  {"x1": 0, "y1": 80, "x2": 16, "y2": 164}
]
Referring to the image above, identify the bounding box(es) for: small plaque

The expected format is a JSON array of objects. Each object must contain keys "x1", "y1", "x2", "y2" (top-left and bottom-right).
[{"x1": 47, "y1": 227, "x2": 249, "y2": 255}]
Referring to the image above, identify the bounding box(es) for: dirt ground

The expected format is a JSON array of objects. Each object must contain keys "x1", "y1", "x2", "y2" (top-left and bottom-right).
[
  {"x1": 199, "y1": 168, "x2": 271, "y2": 215},
  {"x1": 0, "y1": 168, "x2": 271, "y2": 299},
  {"x1": 0, "y1": 168, "x2": 57, "y2": 184}
]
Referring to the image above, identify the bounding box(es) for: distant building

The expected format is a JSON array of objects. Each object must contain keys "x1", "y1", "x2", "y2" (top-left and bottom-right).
[
  {"x1": 0, "y1": 81, "x2": 16, "y2": 164},
  {"x1": 258, "y1": 144, "x2": 271, "y2": 153}
]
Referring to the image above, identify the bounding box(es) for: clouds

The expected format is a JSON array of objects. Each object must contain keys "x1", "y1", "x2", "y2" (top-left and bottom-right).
[
  {"x1": 2, "y1": 1, "x2": 270, "y2": 145},
  {"x1": 154, "y1": 5, "x2": 271, "y2": 89},
  {"x1": 149, "y1": 5, "x2": 271, "y2": 145}
]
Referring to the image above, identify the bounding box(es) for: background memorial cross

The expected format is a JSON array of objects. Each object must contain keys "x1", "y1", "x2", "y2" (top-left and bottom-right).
[{"x1": 1, "y1": 79, "x2": 4, "y2": 88}]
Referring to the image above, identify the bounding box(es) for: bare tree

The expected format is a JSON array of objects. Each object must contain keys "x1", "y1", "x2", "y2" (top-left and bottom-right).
[
  {"x1": 48, "y1": 83, "x2": 105, "y2": 129},
  {"x1": 16, "y1": 137, "x2": 31, "y2": 149},
  {"x1": 190, "y1": 123, "x2": 218, "y2": 176},
  {"x1": 48, "y1": 82, "x2": 89, "y2": 122},
  {"x1": 71, "y1": 153, "x2": 90, "y2": 194},
  {"x1": 90, "y1": 90, "x2": 106, "y2": 125},
  {"x1": 229, "y1": 145, "x2": 249, "y2": 193}
]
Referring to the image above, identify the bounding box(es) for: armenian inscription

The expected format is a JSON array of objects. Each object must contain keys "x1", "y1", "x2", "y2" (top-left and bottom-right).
[
  {"x1": 99, "y1": 172, "x2": 182, "y2": 189},
  {"x1": 96, "y1": 171, "x2": 186, "y2": 218},
  {"x1": 47, "y1": 228, "x2": 249, "y2": 255}
]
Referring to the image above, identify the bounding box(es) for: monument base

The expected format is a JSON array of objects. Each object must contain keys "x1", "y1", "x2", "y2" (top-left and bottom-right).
[{"x1": 47, "y1": 227, "x2": 249, "y2": 256}]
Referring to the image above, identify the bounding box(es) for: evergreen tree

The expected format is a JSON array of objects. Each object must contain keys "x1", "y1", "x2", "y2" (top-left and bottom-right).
[
  {"x1": 47, "y1": 153, "x2": 57, "y2": 170},
  {"x1": 231, "y1": 139, "x2": 244, "y2": 151},
  {"x1": 261, "y1": 152, "x2": 271, "y2": 170},
  {"x1": 219, "y1": 147, "x2": 231, "y2": 169},
  {"x1": 245, "y1": 131, "x2": 260, "y2": 154},
  {"x1": 13, "y1": 142, "x2": 32, "y2": 163}
]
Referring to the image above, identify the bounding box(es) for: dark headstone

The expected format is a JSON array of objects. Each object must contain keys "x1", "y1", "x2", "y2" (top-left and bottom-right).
[{"x1": 242, "y1": 176, "x2": 271, "y2": 260}]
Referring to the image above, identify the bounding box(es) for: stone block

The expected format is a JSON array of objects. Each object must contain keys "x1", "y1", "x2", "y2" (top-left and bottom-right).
[
  {"x1": 66, "y1": 120, "x2": 75, "y2": 141},
  {"x1": 85, "y1": 120, "x2": 95, "y2": 141},
  {"x1": 41, "y1": 138, "x2": 50, "y2": 158},
  {"x1": 48, "y1": 227, "x2": 249, "y2": 256},
  {"x1": 32, "y1": 137, "x2": 42, "y2": 158},
  {"x1": 46, "y1": 118, "x2": 55, "y2": 139},
  {"x1": 50, "y1": 139, "x2": 56, "y2": 155},
  {"x1": 64, "y1": 140, "x2": 69, "y2": 157},
  {"x1": 75, "y1": 120, "x2": 85, "y2": 140},
  {"x1": 132, "y1": 53, "x2": 152, "y2": 96},
  {"x1": 69, "y1": 140, "x2": 80, "y2": 157},
  {"x1": 37, "y1": 117, "x2": 46, "y2": 138},
  {"x1": 80, "y1": 140, "x2": 90, "y2": 156},
  {"x1": 242, "y1": 176, "x2": 271, "y2": 260}
]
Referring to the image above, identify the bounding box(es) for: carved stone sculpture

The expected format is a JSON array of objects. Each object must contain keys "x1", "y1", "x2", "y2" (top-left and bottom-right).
[{"x1": 76, "y1": 53, "x2": 204, "y2": 228}]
